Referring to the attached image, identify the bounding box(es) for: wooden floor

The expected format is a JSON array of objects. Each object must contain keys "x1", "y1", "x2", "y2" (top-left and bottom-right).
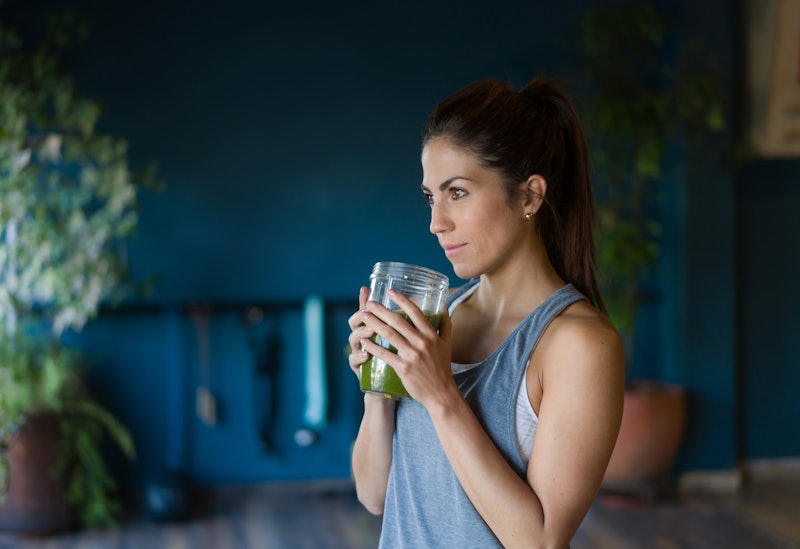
[
  {"x1": 1, "y1": 478, "x2": 798, "y2": 548},
  {"x1": 573, "y1": 479, "x2": 800, "y2": 549}
]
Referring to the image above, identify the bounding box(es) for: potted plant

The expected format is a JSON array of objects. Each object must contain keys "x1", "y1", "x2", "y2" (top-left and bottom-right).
[
  {"x1": 575, "y1": 3, "x2": 726, "y2": 498},
  {"x1": 0, "y1": 14, "x2": 155, "y2": 532}
]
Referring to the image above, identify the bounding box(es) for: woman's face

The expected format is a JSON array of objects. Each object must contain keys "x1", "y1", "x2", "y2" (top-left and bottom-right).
[{"x1": 421, "y1": 138, "x2": 530, "y2": 280}]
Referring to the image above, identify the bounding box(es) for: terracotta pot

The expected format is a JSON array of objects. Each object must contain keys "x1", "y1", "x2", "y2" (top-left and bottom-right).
[
  {"x1": 604, "y1": 381, "x2": 687, "y2": 486},
  {"x1": 0, "y1": 414, "x2": 72, "y2": 535}
]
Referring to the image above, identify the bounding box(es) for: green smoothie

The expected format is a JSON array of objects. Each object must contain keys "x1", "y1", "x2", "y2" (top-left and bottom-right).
[{"x1": 359, "y1": 312, "x2": 443, "y2": 400}]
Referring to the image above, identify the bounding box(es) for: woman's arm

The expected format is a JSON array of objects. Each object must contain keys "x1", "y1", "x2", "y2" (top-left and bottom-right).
[
  {"x1": 434, "y1": 312, "x2": 623, "y2": 548},
  {"x1": 348, "y1": 286, "x2": 396, "y2": 515},
  {"x1": 360, "y1": 292, "x2": 624, "y2": 548},
  {"x1": 351, "y1": 394, "x2": 396, "y2": 514},
  {"x1": 523, "y1": 311, "x2": 625, "y2": 544}
]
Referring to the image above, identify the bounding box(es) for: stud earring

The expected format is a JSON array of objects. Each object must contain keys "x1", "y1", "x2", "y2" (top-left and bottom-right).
[{"x1": 524, "y1": 212, "x2": 533, "y2": 220}]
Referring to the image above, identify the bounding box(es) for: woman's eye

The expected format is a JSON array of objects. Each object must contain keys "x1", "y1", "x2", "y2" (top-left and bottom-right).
[{"x1": 422, "y1": 187, "x2": 466, "y2": 206}]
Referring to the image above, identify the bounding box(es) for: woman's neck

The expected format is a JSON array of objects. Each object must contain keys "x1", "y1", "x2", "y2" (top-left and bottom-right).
[{"x1": 472, "y1": 244, "x2": 564, "y2": 321}]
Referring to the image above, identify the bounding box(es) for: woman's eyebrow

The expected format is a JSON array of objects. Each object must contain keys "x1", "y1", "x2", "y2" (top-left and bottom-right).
[{"x1": 420, "y1": 176, "x2": 467, "y2": 193}]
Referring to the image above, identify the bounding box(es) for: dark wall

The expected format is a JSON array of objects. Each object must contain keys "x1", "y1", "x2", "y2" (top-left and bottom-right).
[
  {"x1": 62, "y1": 0, "x2": 597, "y2": 302},
  {"x1": 673, "y1": 0, "x2": 739, "y2": 471},
  {"x1": 739, "y1": 160, "x2": 800, "y2": 460}
]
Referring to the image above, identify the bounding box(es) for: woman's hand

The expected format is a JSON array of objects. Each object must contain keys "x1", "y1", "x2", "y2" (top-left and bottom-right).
[
  {"x1": 347, "y1": 286, "x2": 374, "y2": 380},
  {"x1": 358, "y1": 289, "x2": 456, "y2": 408}
]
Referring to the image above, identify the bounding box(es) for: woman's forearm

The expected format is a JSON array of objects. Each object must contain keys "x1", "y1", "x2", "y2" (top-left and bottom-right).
[{"x1": 351, "y1": 394, "x2": 396, "y2": 515}]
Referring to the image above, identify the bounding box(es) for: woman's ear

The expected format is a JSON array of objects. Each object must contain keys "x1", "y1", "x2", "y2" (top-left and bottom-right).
[{"x1": 523, "y1": 174, "x2": 547, "y2": 214}]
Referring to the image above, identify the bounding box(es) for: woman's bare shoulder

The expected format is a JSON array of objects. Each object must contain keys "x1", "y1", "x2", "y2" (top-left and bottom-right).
[
  {"x1": 556, "y1": 299, "x2": 618, "y2": 339},
  {"x1": 537, "y1": 300, "x2": 624, "y2": 377}
]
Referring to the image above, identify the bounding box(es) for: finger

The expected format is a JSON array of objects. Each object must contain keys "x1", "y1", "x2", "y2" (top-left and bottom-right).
[
  {"x1": 348, "y1": 348, "x2": 369, "y2": 370},
  {"x1": 348, "y1": 331, "x2": 372, "y2": 370},
  {"x1": 348, "y1": 324, "x2": 374, "y2": 353},
  {"x1": 348, "y1": 286, "x2": 372, "y2": 330},
  {"x1": 347, "y1": 310, "x2": 362, "y2": 330},
  {"x1": 386, "y1": 289, "x2": 437, "y2": 334},
  {"x1": 364, "y1": 302, "x2": 410, "y2": 342},
  {"x1": 360, "y1": 335, "x2": 398, "y2": 366}
]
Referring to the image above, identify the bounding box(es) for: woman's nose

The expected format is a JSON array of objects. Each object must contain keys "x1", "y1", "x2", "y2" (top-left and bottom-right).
[{"x1": 429, "y1": 202, "x2": 449, "y2": 234}]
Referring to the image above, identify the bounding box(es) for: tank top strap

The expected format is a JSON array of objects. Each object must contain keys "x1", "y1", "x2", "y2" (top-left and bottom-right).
[
  {"x1": 446, "y1": 278, "x2": 480, "y2": 310},
  {"x1": 511, "y1": 284, "x2": 587, "y2": 363},
  {"x1": 522, "y1": 284, "x2": 587, "y2": 336}
]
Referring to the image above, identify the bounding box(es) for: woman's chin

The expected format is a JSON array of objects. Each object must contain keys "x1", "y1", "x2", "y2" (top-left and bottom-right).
[{"x1": 450, "y1": 263, "x2": 478, "y2": 281}]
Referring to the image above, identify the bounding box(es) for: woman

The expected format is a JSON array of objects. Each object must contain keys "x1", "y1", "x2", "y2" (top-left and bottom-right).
[{"x1": 347, "y1": 77, "x2": 625, "y2": 548}]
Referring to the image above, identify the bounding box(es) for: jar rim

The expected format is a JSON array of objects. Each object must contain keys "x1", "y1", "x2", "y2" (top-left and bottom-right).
[{"x1": 370, "y1": 261, "x2": 449, "y2": 290}]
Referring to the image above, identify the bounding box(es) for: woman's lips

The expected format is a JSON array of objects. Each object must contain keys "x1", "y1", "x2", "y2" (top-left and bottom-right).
[{"x1": 443, "y1": 244, "x2": 466, "y2": 258}]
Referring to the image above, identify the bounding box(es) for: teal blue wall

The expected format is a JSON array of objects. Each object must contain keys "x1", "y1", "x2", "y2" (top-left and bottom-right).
[
  {"x1": 739, "y1": 160, "x2": 800, "y2": 460},
  {"x1": 672, "y1": 0, "x2": 739, "y2": 471},
  {"x1": 7, "y1": 0, "x2": 797, "y2": 503}
]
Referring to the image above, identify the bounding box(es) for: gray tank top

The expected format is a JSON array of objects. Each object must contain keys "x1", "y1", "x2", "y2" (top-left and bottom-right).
[{"x1": 378, "y1": 279, "x2": 587, "y2": 548}]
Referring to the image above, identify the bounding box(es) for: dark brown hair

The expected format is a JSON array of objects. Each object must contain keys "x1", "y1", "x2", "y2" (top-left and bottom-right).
[{"x1": 422, "y1": 77, "x2": 605, "y2": 311}]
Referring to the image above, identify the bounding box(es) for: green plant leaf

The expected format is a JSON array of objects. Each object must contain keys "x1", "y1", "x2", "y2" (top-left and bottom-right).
[
  {"x1": 1, "y1": 11, "x2": 151, "y2": 530},
  {"x1": 577, "y1": 1, "x2": 726, "y2": 349}
]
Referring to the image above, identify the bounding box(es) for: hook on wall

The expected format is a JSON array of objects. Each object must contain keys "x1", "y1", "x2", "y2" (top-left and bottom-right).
[
  {"x1": 241, "y1": 306, "x2": 281, "y2": 454},
  {"x1": 187, "y1": 305, "x2": 217, "y2": 427}
]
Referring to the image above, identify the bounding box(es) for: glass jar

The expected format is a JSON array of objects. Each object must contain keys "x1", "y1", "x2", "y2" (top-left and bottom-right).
[{"x1": 359, "y1": 262, "x2": 449, "y2": 400}]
